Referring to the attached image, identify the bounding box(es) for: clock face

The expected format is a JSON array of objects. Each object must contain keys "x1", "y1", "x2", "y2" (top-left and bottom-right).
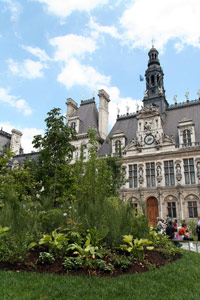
[{"x1": 144, "y1": 134, "x2": 154, "y2": 145}]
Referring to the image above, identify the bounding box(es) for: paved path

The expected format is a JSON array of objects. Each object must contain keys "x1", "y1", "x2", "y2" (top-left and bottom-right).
[{"x1": 181, "y1": 242, "x2": 200, "y2": 253}]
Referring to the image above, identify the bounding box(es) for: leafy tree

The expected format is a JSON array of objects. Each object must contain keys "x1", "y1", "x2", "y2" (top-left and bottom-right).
[
  {"x1": 32, "y1": 108, "x2": 76, "y2": 204},
  {"x1": 71, "y1": 128, "x2": 133, "y2": 246}
]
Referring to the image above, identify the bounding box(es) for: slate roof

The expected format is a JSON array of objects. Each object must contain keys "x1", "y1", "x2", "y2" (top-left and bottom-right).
[
  {"x1": 99, "y1": 99, "x2": 200, "y2": 156},
  {"x1": 11, "y1": 152, "x2": 40, "y2": 165},
  {"x1": 71, "y1": 98, "x2": 100, "y2": 137}
]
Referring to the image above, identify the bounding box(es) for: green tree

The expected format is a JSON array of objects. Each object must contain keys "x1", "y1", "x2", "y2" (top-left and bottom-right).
[
  {"x1": 71, "y1": 128, "x2": 132, "y2": 246},
  {"x1": 32, "y1": 108, "x2": 76, "y2": 205}
]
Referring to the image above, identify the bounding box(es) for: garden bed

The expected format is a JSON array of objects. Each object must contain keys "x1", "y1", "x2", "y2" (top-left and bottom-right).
[{"x1": 0, "y1": 248, "x2": 182, "y2": 277}]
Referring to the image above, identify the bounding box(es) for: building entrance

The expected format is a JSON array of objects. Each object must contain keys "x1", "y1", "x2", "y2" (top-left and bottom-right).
[{"x1": 146, "y1": 197, "x2": 158, "y2": 227}]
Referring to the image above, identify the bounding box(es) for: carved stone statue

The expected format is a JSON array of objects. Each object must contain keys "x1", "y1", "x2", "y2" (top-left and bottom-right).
[
  {"x1": 138, "y1": 167, "x2": 144, "y2": 184},
  {"x1": 137, "y1": 133, "x2": 143, "y2": 147},
  {"x1": 185, "y1": 92, "x2": 189, "y2": 101},
  {"x1": 176, "y1": 164, "x2": 182, "y2": 181},
  {"x1": 144, "y1": 90, "x2": 148, "y2": 97},
  {"x1": 197, "y1": 89, "x2": 200, "y2": 100},
  {"x1": 173, "y1": 94, "x2": 177, "y2": 104},
  {"x1": 144, "y1": 121, "x2": 152, "y2": 131},
  {"x1": 155, "y1": 131, "x2": 161, "y2": 144},
  {"x1": 157, "y1": 166, "x2": 161, "y2": 177},
  {"x1": 197, "y1": 162, "x2": 200, "y2": 177}
]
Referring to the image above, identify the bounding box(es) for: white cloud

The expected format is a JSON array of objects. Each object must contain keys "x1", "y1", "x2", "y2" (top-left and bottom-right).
[
  {"x1": 89, "y1": 17, "x2": 121, "y2": 39},
  {"x1": 0, "y1": 122, "x2": 43, "y2": 153},
  {"x1": 22, "y1": 45, "x2": 50, "y2": 61},
  {"x1": 120, "y1": 0, "x2": 200, "y2": 51},
  {"x1": 8, "y1": 58, "x2": 47, "y2": 79},
  {"x1": 100, "y1": 86, "x2": 143, "y2": 127},
  {"x1": 57, "y1": 58, "x2": 110, "y2": 89},
  {"x1": 49, "y1": 34, "x2": 97, "y2": 62},
  {"x1": 1, "y1": 0, "x2": 22, "y2": 21},
  {"x1": 0, "y1": 88, "x2": 32, "y2": 115},
  {"x1": 35, "y1": 0, "x2": 109, "y2": 18}
]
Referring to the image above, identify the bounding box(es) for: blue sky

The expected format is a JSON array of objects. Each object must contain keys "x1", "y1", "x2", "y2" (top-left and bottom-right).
[{"x1": 0, "y1": 0, "x2": 200, "y2": 152}]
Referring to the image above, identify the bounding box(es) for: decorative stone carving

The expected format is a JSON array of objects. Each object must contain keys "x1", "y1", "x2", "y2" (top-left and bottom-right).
[
  {"x1": 136, "y1": 133, "x2": 143, "y2": 147},
  {"x1": 156, "y1": 165, "x2": 162, "y2": 183},
  {"x1": 155, "y1": 131, "x2": 161, "y2": 144},
  {"x1": 138, "y1": 167, "x2": 144, "y2": 184},
  {"x1": 173, "y1": 94, "x2": 177, "y2": 104},
  {"x1": 185, "y1": 91, "x2": 189, "y2": 101},
  {"x1": 144, "y1": 120, "x2": 152, "y2": 131},
  {"x1": 197, "y1": 162, "x2": 200, "y2": 179},
  {"x1": 176, "y1": 163, "x2": 182, "y2": 181}
]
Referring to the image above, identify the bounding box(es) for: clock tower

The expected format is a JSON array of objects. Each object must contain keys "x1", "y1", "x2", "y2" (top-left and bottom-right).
[{"x1": 143, "y1": 45, "x2": 169, "y2": 113}]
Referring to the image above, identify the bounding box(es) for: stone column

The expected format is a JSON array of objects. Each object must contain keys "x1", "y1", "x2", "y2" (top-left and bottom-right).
[{"x1": 178, "y1": 186, "x2": 183, "y2": 220}]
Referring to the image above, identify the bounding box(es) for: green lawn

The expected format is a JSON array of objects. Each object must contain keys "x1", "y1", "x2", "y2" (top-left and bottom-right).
[{"x1": 0, "y1": 251, "x2": 199, "y2": 300}]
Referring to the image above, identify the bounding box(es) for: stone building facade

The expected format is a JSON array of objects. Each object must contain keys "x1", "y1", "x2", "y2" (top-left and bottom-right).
[
  {"x1": 99, "y1": 46, "x2": 200, "y2": 226},
  {"x1": 0, "y1": 128, "x2": 23, "y2": 155},
  {"x1": 4, "y1": 46, "x2": 200, "y2": 226}
]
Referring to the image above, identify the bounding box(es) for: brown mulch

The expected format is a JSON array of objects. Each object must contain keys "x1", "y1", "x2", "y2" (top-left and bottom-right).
[{"x1": 0, "y1": 248, "x2": 182, "y2": 277}]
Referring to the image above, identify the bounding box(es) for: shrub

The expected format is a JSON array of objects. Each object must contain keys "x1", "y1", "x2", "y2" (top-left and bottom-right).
[
  {"x1": 63, "y1": 257, "x2": 83, "y2": 271},
  {"x1": 39, "y1": 252, "x2": 55, "y2": 264}
]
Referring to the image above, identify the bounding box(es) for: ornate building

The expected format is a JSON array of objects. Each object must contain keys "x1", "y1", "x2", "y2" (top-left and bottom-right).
[
  {"x1": 99, "y1": 46, "x2": 200, "y2": 226},
  {"x1": 7, "y1": 46, "x2": 200, "y2": 226}
]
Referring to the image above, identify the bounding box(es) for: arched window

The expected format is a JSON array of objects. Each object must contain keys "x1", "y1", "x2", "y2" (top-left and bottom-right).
[
  {"x1": 151, "y1": 75, "x2": 155, "y2": 85},
  {"x1": 183, "y1": 129, "x2": 191, "y2": 145},
  {"x1": 115, "y1": 140, "x2": 121, "y2": 154}
]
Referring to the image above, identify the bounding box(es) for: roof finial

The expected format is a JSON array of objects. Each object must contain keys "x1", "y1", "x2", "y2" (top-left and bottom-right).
[
  {"x1": 173, "y1": 94, "x2": 177, "y2": 105},
  {"x1": 151, "y1": 38, "x2": 155, "y2": 48},
  {"x1": 126, "y1": 102, "x2": 130, "y2": 114},
  {"x1": 92, "y1": 90, "x2": 95, "y2": 98},
  {"x1": 81, "y1": 94, "x2": 84, "y2": 101},
  {"x1": 197, "y1": 89, "x2": 200, "y2": 99}
]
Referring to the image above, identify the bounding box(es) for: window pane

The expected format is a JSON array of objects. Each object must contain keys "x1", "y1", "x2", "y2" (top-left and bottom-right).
[
  {"x1": 189, "y1": 207, "x2": 193, "y2": 218},
  {"x1": 194, "y1": 208, "x2": 198, "y2": 218}
]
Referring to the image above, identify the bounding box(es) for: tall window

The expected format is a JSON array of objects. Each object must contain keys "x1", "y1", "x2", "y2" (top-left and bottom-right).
[
  {"x1": 129, "y1": 165, "x2": 137, "y2": 188},
  {"x1": 188, "y1": 201, "x2": 198, "y2": 218},
  {"x1": 146, "y1": 162, "x2": 155, "y2": 187},
  {"x1": 183, "y1": 129, "x2": 191, "y2": 146},
  {"x1": 115, "y1": 140, "x2": 121, "y2": 154},
  {"x1": 167, "y1": 202, "x2": 176, "y2": 218},
  {"x1": 164, "y1": 161, "x2": 175, "y2": 186},
  {"x1": 184, "y1": 158, "x2": 195, "y2": 184}
]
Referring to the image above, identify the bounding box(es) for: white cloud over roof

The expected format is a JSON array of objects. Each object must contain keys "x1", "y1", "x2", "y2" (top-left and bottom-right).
[
  {"x1": 120, "y1": 0, "x2": 200, "y2": 51},
  {"x1": 57, "y1": 58, "x2": 110, "y2": 89}
]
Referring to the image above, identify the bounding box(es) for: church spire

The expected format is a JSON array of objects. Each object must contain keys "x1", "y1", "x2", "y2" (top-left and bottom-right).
[{"x1": 143, "y1": 46, "x2": 168, "y2": 113}]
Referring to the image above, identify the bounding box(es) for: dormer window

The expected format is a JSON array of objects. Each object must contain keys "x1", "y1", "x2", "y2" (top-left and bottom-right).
[
  {"x1": 178, "y1": 118, "x2": 195, "y2": 148},
  {"x1": 183, "y1": 129, "x2": 191, "y2": 146},
  {"x1": 115, "y1": 140, "x2": 121, "y2": 154},
  {"x1": 71, "y1": 122, "x2": 76, "y2": 130}
]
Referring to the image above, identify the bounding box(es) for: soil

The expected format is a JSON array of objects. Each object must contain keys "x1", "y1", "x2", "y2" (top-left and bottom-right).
[{"x1": 0, "y1": 248, "x2": 182, "y2": 277}]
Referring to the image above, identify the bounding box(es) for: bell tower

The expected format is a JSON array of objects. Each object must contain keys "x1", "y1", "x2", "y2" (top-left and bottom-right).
[{"x1": 143, "y1": 45, "x2": 168, "y2": 113}]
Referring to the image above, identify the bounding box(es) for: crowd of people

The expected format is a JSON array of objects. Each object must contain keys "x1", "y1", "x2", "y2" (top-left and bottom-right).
[{"x1": 156, "y1": 216, "x2": 200, "y2": 245}]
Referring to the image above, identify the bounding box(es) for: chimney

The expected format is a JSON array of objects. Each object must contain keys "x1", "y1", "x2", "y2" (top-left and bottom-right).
[
  {"x1": 98, "y1": 89, "x2": 110, "y2": 140},
  {"x1": 66, "y1": 98, "x2": 78, "y2": 123},
  {"x1": 10, "y1": 129, "x2": 23, "y2": 155}
]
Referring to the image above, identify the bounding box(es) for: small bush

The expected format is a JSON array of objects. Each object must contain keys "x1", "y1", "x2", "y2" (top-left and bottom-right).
[
  {"x1": 63, "y1": 257, "x2": 83, "y2": 271},
  {"x1": 39, "y1": 252, "x2": 55, "y2": 264}
]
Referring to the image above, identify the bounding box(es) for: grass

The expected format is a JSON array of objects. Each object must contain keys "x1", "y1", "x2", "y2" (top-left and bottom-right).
[{"x1": 0, "y1": 250, "x2": 199, "y2": 300}]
